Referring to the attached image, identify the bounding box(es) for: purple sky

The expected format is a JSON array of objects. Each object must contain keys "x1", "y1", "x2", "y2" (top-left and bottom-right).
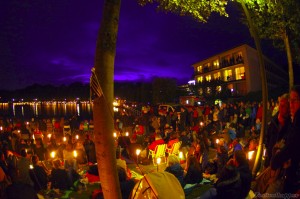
[{"x1": 0, "y1": 1, "x2": 286, "y2": 91}]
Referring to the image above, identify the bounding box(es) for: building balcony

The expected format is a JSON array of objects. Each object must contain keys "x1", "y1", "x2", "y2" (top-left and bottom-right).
[{"x1": 194, "y1": 57, "x2": 244, "y2": 75}]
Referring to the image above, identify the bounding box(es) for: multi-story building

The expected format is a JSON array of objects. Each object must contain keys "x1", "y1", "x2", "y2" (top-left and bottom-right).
[{"x1": 192, "y1": 44, "x2": 288, "y2": 97}]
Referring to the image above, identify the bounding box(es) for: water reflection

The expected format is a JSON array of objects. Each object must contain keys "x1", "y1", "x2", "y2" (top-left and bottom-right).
[{"x1": 0, "y1": 101, "x2": 93, "y2": 119}]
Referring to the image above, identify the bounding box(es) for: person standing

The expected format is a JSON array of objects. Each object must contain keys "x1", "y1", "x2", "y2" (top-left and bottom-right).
[
  {"x1": 271, "y1": 85, "x2": 300, "y2": 193},
  {"x1": 264, "y1": 93, "x2": 290, "y2": 167}
]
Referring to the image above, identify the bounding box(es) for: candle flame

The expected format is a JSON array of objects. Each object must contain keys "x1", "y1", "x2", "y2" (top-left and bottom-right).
[{"x1": 136, "y1": 149, "x2": 141, "y2": 156}]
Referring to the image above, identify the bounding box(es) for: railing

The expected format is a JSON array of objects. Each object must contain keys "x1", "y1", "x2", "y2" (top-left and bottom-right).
[{"x1": 194, "y1": 58, "x2": 244, "y2": 75}]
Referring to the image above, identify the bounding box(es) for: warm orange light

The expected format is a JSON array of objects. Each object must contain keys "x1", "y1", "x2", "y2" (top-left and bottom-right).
[
  {"x1": 248, "y1": 151, "x2": 255, "y2": 160},
  {"x1": 136, "y1": 149, "x2": 141, "y2": 156},
  {"x1": 50, "y1": 151, "x2": 56, "y2": 158},
  {"x1": 73, "y1": 150, "x2": 78, "y2": 158},
  {"x1": 157, "y1": 157, "x2": 161, "y2": 165},
  {"x1": 179, "y1": 151, "x2": 183, "y2": 159}
]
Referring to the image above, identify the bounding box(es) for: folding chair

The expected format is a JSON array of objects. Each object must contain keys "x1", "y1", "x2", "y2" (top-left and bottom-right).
[
  {"x1": 166, "y1": 141, "x2": 182, "y2": 156},
  {"x1": 148, "y1": 144, "x2": 167, "y2": 166}
]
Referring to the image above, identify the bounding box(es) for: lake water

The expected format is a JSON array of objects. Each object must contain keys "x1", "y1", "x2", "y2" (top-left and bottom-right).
[{"x1": 0, "y1": 101, "x2": 93, "y2": 120}]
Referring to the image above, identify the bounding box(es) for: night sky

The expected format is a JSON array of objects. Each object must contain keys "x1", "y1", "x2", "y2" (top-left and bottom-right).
[{"x1": 0, "y1": 0, "x2": 287, "y2": 91}]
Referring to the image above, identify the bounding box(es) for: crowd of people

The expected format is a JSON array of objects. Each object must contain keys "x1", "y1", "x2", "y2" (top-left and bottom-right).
[
  {"x1": 116, "y1": 85, "x2": 300, "y2": 198},
  {"x1": 0, "y1": 85, "x2": 299, "y2": 198},
  {"x1": 0, "y1": 117, "x2": 98, "y2": 198}
]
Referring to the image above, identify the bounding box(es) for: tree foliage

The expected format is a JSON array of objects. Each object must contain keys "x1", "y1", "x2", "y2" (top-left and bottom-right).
[
  {"x1": 138, "y1": 0, "x2": 229, "y2": 23},
  {"x1": 242, "y1": 0, "x2": 300, "y2": 64}
]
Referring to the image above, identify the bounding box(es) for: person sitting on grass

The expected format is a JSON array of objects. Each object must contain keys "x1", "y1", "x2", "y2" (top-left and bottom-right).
[
  {"x1": 50, "y1": 159, "x2": 72, "y2": 191},
  {"x1": 165, "y1": 154, "x2": 185, "y2": 187},
  {"x1": 29, "y1": 155, "x2": 48, "y2": 192},
  {"x1": 184, "y1": 155, "x2": 203, "y2": 185}
]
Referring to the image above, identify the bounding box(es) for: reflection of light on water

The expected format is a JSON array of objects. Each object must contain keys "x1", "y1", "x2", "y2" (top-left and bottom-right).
[
  {"x1": 34, "y1": 103, "x2": 38, "y2": 117},
  {"x1": 64, "y1": 102, "x2": 67, "y2": 115},
  {"x1": 13, "y1": 104, "x2": 15, "y2": 116},
  {"x1": 3, "y1": 100, "x2": 93, "y2": 118},
  {"x1": 76, "y1": 103, "x2": 80, "y2": 116},
  {"x1": 53, "y1": 101, "x2": 57, "y2": 116}
]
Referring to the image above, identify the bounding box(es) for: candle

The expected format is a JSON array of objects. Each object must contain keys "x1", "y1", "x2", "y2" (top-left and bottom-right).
[
  {"x1": 157, "y1": 158, "x2": 161, "y2": 172},
  {"x1": 73, "y1": 150, "x2": 78, "y2": 158},
  {"x1": 248, "y1": 151, "x2": 255, "y2": 160},
  {"x1": 136, "y1": 149, "x2": 141, "y2": 156},
  {"x1": 50, "y1": 151, "x2": 56, "y2": 158},
  {"x1": 179, "y1": 151, "x2": 183, "y2": 159}
]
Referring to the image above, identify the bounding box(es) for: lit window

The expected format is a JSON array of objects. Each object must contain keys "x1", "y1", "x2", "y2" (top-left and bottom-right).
[
  {"x1": 213, "y1": 60, "x2": 219, "y2": 69},
  {"x1": 213, "y1": 72, "x2": 221, "y2": 80},
  {"x1": 206, "y1": 75, "x2": 211, "y2": 81},
  {"x1": 199, "y1": 88, "x2": 203, "y2": 95},
  {"x1": 235, "y1": 67, "x2": 245, "y2": 80},
  {"x1": 204, "y1": 63, "x2": 210, "y2": 72},
  {"x1": 207, "y1": 87, "x2": 211, "y2": 94},
  {"x1": 197, "y1": 65, "x2": 203, "y2": 73},
  {"x1": 198, "y1": 76, "x2": 203, "y2": 83},
  {"x1": 224, "y1": 70, "x2": 232, "y2": 81}
]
